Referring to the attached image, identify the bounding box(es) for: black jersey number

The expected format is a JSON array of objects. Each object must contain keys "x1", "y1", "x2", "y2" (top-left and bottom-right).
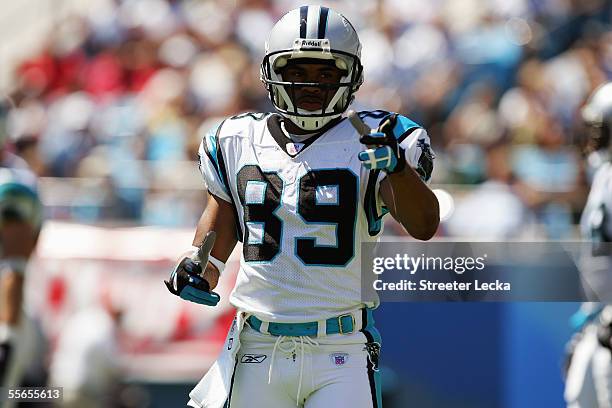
[
  {"x1": 236, "y1": 166, "x2": 357, "y2": 266},
  {"x1": 296, "y1": 169, "x2": 357, "y2": 265},
  {"x1": 236, "y1": 165, "x2": 283, "y2": 262}
]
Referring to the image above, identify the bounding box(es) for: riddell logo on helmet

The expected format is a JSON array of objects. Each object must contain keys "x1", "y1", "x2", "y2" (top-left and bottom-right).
[{"x1": 300, "y1": 39, "x2": 323, "y2": 47}]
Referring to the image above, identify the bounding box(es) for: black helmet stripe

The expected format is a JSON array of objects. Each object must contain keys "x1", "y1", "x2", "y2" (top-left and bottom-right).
[
  {"x1": 318, "y1": 7, "x2": 329, "y2": 39},
  {"x1": 299, "y1": 6, "x2": 308, "y2": 38}
]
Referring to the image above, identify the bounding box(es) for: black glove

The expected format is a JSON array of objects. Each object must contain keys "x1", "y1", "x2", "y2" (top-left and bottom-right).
[
  {"x1": 164, "y1": 232, "x2": 220, "y2": 306},
  {"x1": 357, "y1": 114, "x2": 406, "y2": 175}
]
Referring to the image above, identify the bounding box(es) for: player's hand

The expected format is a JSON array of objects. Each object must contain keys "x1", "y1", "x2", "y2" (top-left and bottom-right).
[
  {"x1": 357, "y1": 113, "x2": 406, "y2": 174},
  {"x1": 164, "y1": 232, "x2": 221, "y2": 307}
]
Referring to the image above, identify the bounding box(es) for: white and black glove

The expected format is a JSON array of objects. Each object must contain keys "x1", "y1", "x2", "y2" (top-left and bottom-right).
[{"x1": 164, "y1": 232, "x2": 221, "y2": 307}]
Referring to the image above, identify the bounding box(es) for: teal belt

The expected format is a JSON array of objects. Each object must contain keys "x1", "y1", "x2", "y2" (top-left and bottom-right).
[{"x1": 247, "y1": 313, "x2": 358, "y2": 337}]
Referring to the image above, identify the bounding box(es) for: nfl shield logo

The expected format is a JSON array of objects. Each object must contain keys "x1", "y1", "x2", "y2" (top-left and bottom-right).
[
  {"x1": 286, "y1": 142, "x2": 304, "y2": 155},
  {"x1": 330, "y1": 353, "x2": 349, "y2": 366}
]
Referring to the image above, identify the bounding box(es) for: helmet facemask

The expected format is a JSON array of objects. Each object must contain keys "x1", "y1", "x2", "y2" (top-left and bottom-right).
[{"x1": 261, "y1": 40, "x2": 363, "y2": 131}]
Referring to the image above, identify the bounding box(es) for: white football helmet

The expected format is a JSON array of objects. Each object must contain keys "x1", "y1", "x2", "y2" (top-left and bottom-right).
[
  {"x1": 261, "y1": 6, "x2": 363, "y2": 131},
  {"x1": 582, "y1": 82, "x2": 612, "y2": 153}
]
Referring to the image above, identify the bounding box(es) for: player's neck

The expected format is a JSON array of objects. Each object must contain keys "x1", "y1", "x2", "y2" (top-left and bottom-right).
[
  {"x1": 281, "y1": 116, "x2": 343, "y2": 140},
  {"x1": 280, "y1": 120, "x2": 317, "y2": 143},
  {"x1": 282, "y1": 118, "x2": 314, "y2": 136}
]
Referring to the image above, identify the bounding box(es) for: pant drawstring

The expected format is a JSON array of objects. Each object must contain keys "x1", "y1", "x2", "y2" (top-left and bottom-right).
[
  {"x1": 297, "y1": 336, "x2": 304, "y2": 406},
  {"x1": 296, "y1": 336, "x2": 319, "y2": 406},
  {"x1": 268, "y1": 335, "x2": 284, "y2": 385},
  {"x1": 267, "y1": 335, "x2": 319, "y2": 406}
]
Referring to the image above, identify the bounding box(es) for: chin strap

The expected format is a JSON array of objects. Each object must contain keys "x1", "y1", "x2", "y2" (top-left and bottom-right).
[{"x1": 282, "y1": 114, "x2": 345, "y2": 135}]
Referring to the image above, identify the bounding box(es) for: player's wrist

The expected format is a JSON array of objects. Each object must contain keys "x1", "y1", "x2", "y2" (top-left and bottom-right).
[
  {"x1": 208, "y1": 255, "x2": 225, "y2": 274},
  {"x1": 189, "y1": 243, "x2": 225, "y2": 274},
  {"x1": 388, "y1": 162, "x2": 420, "y2": 180},
  {"x1": 385, "y1": 149, "x2": 406, "y2": 175}
]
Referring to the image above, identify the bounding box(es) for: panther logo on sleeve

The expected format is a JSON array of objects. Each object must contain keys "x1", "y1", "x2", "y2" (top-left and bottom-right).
[{"x1": 416, "y1": 138, "x2": 434, "y2": 182}]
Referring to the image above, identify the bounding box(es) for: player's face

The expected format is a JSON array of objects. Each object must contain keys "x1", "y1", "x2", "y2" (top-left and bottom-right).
[{"x1": 280, "y1": 62, "x2": 345, "y2": 112}]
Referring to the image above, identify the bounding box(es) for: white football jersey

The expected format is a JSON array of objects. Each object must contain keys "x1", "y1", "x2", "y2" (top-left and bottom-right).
[
  {"x1": 581, "y1": 161, "x2": 612, "y2": 242},
  {"x1": 579, "y1": 161, "x2": 612, "y2": 302},
  {"x1": 198, "y1": 111, "x2": 434, "y2": 322}
]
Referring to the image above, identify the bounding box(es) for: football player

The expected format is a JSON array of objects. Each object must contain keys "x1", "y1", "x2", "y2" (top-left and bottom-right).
[
  {"x1": 565, "y1": 82, "x2": 612, "y2": 408},
  {"x1": 0, "y1": 131, "x2": 43, "y2": 391},
  {"x1": 165, "y1": 6, "x2": 439, "y2": 408}
]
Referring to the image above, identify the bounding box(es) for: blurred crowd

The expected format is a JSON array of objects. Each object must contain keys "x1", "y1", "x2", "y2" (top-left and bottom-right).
[{"x1": 2, "y1": 0, "x2": 612, "y2": 237}]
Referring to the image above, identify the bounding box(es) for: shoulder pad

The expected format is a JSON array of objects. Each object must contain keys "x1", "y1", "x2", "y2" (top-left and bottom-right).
[
  {"x1": 227, "y1": 112, "x2": 269, "y2": 122},
  {"x1": 218, "y1": 112, "x2": 270, "y2": 139},
  {"x1": 199, "y1": 112, "x2": 270, "y2": 143}
]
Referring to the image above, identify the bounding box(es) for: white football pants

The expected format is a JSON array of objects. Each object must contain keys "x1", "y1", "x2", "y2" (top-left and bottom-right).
[
  {"x1": 566, "y1": 325, "x2": 612, "y2": 408},
  {"x1": 189, "y1": 324, "x2": 382, "y2": 408}
]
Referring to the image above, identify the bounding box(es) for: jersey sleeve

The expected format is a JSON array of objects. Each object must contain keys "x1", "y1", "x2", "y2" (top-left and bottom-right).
[
  {"x1": 399, "y1": 128, "x2": 435, "y2": 182},
  {"x1": 197, "y1": 122, "x2": 232, "y2": 203},
  {"x1": 390, "y1": 115, "x2": 435, "y2": 182},
  {"x1": 360, "y1": 111, "x2": 435, "y2": 182},
  {"x1": 361, "y1": 112, "x2": 436, "y2": 236}
]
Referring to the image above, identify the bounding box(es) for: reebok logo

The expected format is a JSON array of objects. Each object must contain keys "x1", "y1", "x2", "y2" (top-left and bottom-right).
[{"x1": 241, "y1": 354, "x2": 267, "y2": 364}]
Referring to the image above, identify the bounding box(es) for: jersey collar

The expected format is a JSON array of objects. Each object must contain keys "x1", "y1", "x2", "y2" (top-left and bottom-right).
[{"x1": 267, "y1": 114, "x2": 344, "y2": 158}]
